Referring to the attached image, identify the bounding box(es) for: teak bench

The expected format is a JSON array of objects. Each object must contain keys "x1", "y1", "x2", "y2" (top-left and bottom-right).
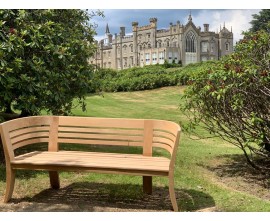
[{"x1": 0, "y1": 116, "x2": 181, "y2": 211}]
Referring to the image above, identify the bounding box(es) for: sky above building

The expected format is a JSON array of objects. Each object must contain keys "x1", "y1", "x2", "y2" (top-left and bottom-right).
[{"x1": 92, "y1": 9, "x2": 261, "y2": 45}]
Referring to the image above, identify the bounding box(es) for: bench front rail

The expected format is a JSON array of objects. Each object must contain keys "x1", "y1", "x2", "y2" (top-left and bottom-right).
[{"x1": 0, "y1": 116, "x2": 181, "y2": 211}]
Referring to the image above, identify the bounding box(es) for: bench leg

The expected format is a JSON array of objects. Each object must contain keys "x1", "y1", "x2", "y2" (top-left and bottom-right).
[
  {"x1": 4, "y1": 166, "x2": 15, "y2": 203},
  {"x1": 143, "y1": 176, "x2": 152, "y2": 194},
  {"x1": 49, "y1": 171, "x2": 60, "y2": 189},
  {"x1": 169, "y1": 174, "x2": 178, "y2": 212}
]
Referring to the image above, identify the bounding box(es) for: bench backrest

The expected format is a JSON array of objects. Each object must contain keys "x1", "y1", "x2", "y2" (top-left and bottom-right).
[
  {"x1": 0, "y1": 116, "x2": 53, "y2": 161},
  {"x1": 0, "y1": 116, "x2": 181, "y2": 165}
]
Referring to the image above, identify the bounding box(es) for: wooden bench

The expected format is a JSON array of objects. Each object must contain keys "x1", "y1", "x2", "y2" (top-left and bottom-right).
[{"x1": 0, "y1": 116, "x2": 181, "y2": 211}]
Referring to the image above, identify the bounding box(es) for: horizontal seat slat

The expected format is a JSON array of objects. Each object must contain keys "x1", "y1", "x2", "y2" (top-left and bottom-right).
[
  {"x1": 15, "y1": 151, "x2": 170, "y2": 162},
  {"x1": 12, "y1": 151, "x2": 170, "y2": 173},
  {"x1": 14, "y1": 156, "x2": 168, "y2": 168}
]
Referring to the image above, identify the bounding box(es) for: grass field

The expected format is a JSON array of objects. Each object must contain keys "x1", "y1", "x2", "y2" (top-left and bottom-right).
[{"x1": 1, "y1": 86, "x2": 270, "y2": 212}]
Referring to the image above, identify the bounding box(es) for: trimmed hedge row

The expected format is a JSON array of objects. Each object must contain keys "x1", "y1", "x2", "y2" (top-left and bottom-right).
[{"x1": 89, "y1": 61, "x2": 217, "y2": 93}]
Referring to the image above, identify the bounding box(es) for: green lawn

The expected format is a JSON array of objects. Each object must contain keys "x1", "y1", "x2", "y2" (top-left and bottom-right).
[{"x1": 1, "y1": 86, "x2": 270, "y2": 211}]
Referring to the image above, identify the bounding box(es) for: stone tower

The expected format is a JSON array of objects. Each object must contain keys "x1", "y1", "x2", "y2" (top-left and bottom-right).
[{"x1": 219, "y1": 23, "x2": 233, "y2": 57}]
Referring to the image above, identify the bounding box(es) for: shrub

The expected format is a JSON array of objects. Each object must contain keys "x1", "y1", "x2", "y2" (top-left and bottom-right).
[
  {"x1": 0, "y1": 9, "x2": 100, "y2": 116},
  {"x1": 181, "y1": 30, "x2": 270, "y2": 171},
  {"x1": 90, "y1": 62, "x2": 216, "y2": 93}
]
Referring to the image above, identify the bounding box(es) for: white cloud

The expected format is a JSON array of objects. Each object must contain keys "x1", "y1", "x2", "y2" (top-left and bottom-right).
[{"x1": 192, "y1": 9, "x2": 260, "y2": 44}]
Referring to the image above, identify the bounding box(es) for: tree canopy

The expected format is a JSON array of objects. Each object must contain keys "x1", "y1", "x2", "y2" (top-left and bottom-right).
[
  {"x1": 250, "y1": 9, "x2": 270, "y2": 33},
  {"x1": 0, "y1": 9, "x2": 101, "y2": 116}
]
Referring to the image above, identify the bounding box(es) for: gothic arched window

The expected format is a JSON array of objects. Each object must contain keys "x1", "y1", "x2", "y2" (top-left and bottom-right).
[{"x1": 185, "y1": 31, "x2": 196, "y2": 52}]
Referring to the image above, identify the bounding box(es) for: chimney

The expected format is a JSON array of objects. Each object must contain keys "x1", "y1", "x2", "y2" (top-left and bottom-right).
[
  {"x1": 132, "y1": 21, "x2": 138, "y2": 32},
  {"x1": 203, "y1": 24, "x2": 209, "y2": 32},
  {"x1": 149, "y1": 18, "x2": 157, "y2": 28},
  {"x1": 120, "y1": 27, "x2": 125, "y2": 37}
]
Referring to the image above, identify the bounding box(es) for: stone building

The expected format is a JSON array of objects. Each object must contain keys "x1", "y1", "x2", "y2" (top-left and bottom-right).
[{"x1": 90, "y1": 14, "x2": 233, "y2": 69}]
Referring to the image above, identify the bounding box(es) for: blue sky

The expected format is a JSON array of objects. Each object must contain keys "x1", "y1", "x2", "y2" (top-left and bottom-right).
[{"x1": 92, "y1": 9, "x2": 261, "y2": 44}]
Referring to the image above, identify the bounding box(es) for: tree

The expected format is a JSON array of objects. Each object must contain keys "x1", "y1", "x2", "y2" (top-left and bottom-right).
[
  {"x1": 250, "y1": 9, "x2": 270, "y2": 33},
  {"x1": 0, "y1": 9, "x2": 101, "y2": 116},
  {"x1": 181, "y1": 30, "x2": 270, "y2": 172}
]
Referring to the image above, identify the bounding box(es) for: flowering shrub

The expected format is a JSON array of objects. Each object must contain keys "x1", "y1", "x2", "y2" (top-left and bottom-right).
[{"x1": 182, "y1": 30, "x2": 270, "y2": 171}]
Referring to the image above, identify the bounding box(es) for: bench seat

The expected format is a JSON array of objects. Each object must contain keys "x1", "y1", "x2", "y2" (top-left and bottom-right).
[
  {"x1": 0, "y1": 116, "x2": 181, "y2": 211},
  {"x1": 11, "y1": 151, "x2": 170, "y2": 176}
]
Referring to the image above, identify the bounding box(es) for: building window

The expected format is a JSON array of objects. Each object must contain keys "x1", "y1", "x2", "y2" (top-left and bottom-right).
[
  {"x1": 174, "y1": 52, "x2": 178, "y2": 60},
  {"x1": 211, "y1": 44, "x2": 214, "y2": 53},
  {"x1": 123, "y1": 45, "x2": 127, "y2": 52},
  {"x1": 159, "y1": 52, "x2": 164, "y2": 60},
  {"x1": 130, "y1": 56, "x2": 133, "y2": 66},
  {"x1": 152, "y1": 52, "x2": 157, "y2": 64},
  {"x1": 148, "y1": 34, "x2": 150, "y2": 38},
  {"x1": 108, "y1": 51, "x2": 111, "y2": 57},
  {"x1": 168, "y1": 52, "x2": 172, "y2": 60},
  {"x1": 148, "y1": 43, "x2": 151, "y2": 49},
  {"x1": 201, "y1": 42, "x2": 208, "y2": 53},
  {"x1": 225, "y1": 43, "x2": 229, "y2": 51},
  {"x1": 173, "y1": 42, "x2": 177, "y2": 47},
  {"x1": 158, "y1": 41, "x2": 162, "y2": 48},
  {"x1": 124, "y1": 57, "x2": 127, "y2": 67},
  {"x1": 185, "y1": 31, "x2": 197, "y2": 52},
  {"x1": 145, "y1": 53, "x2": 150, "y2": 65},
  {"x1": 117, "y1": 59, "x2": 121, "y2": 69},
  {"x1": 130, "y1": 45, "x2": 133, "y2": 52},
  {"x1": 167, "y1": 41, "x2": 170, "y2": 47},
  {"x1": 138, "y1": 44, "x2": 142, "y2": 51}
]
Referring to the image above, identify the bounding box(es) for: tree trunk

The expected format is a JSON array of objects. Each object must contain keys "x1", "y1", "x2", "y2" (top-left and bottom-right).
[
  {"x1": 4, "y1": 102, "x2": 13, "y2": 114},
  {"x1": 0, "y1": 138, "x2": 4, "y2": 164},
  {"x1": 20, "y1": 109, "x2": 31, "y2": 117}
]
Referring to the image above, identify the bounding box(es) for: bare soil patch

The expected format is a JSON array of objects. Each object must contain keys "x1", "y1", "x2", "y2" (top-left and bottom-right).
[{"x1": 205, "y1": 155, "x2": 270, "y2": 200}]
